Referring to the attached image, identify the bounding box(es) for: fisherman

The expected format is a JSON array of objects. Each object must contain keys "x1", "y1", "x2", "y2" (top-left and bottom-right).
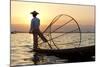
[{"x1": 29, "y1": 11, "x2": 48, "y2": 50}]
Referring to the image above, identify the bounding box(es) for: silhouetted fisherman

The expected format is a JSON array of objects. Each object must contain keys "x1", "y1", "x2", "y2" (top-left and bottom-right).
[{"x1": 29, "y1": 11, "x2": 48, "y2": 50}]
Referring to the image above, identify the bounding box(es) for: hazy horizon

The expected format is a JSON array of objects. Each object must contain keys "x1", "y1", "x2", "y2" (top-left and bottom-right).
[{"x1": 11, "y1": 24, "x2": 95, "y2": 33}]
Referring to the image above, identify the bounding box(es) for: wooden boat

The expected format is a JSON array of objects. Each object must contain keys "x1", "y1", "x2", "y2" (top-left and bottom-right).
[{"x1": 34, "y1": 45, "x2": 95, "y2": 60}]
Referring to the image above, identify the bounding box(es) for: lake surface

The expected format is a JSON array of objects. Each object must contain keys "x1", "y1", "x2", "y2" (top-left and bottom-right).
[{"x1": 11, "y1": 33, "x2": 95, "y2": 66}]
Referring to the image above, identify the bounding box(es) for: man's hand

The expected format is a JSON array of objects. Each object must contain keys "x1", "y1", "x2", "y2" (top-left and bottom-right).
[{"x1": 29, "y1": 30, "x2": 32, "y2": 34}]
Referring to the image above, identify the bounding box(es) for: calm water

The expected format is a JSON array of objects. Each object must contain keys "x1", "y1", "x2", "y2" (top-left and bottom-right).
[{"x1": 11, "y1": 33, "x2": 95, "y2": 66}]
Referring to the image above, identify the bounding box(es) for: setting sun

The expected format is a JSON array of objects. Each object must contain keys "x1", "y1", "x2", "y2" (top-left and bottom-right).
[{"x1": 11, "y1": 1, "x2": 95, "y2": 32}]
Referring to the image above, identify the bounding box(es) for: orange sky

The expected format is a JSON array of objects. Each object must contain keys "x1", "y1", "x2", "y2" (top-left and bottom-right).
[{"x1": 11, "y1": 1, "x2": 95, "y2": 32}]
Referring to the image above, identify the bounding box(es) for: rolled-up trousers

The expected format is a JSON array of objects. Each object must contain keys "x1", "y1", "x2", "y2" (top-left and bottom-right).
[{"x1": 32, "y1": 29, "x2": 47, "y2": 49}]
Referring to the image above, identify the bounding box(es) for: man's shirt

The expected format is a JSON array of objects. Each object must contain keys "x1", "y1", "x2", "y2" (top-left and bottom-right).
[{"x1": 30, "y1": 17, "x2": 40, "y2": 30}]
